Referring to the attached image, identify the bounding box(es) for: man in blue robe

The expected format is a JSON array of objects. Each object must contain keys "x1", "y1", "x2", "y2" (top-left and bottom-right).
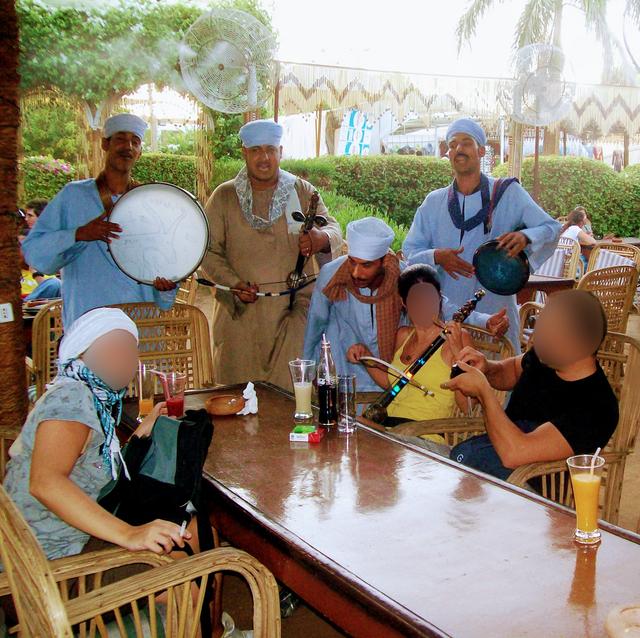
[
  {"x1": 22, "y1": 113, "x2": 177, "y2": 326},
  {"x1": 403, "y1": 118, "x2": 560, "y2": 352}
]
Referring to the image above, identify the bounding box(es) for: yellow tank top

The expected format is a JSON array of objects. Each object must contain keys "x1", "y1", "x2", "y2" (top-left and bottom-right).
[{"x1": 386, "y1": 330, "x2": 456, "y2": 424}]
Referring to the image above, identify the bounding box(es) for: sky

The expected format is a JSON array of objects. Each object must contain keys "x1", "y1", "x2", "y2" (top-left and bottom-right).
[{"x1": 268, "y1": 0, "x2": 633, "y2": 85}]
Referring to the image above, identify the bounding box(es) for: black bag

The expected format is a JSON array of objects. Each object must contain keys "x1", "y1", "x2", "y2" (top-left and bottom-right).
[
  {"x1": 98, "y1": 408, "x2": 215, "y2": 635},
  {"x1": 99, "y1": 408, "x2": 214, "y2": 526}
]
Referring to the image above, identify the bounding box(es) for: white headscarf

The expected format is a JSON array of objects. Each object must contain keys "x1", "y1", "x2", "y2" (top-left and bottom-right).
[{"x1": 59, "y1": 307, "x2": 138, "y2": 364}]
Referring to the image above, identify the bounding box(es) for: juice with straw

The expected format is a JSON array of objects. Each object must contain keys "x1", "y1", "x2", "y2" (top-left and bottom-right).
[
  {"x1": 571, "y1": 473, "x2": 601, "y2": 533},
  {"x1": 567, "y1": 453, "x2": 605, "y2": 544}
]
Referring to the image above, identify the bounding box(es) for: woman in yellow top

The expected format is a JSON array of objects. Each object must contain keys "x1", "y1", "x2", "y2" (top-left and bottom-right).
[{"x1": 347, "y1": 264, "x2": 472, "y2": 428}]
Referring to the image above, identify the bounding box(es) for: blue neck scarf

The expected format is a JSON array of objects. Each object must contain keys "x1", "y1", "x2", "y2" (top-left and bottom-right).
[
  {"x1": 447, "y1": 174, "x2": 518, "y2": 237},
  {"x1": 59, "y1": 358, "x2": 126, "y2": 479}
]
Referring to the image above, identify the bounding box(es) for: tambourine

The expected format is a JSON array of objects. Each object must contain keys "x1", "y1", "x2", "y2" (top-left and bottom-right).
[
  {"x1": 472, "y1": 239, "x2": 530, "y2": 296},
  {"x1": 108, "y1": 183, "x2": 209, "y2": 284}
]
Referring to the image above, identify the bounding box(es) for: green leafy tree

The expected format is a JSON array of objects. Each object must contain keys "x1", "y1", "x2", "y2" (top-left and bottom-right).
[{"x1": 17, "y1": 0, "x2": 275, "y2": 171}]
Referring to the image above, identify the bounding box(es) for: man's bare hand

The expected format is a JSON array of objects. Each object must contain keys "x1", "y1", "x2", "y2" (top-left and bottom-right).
[
  {"x1": 486, "y1": 308, "x2": 509, "y2": 337},
  {"x1": 299, "y1": 227, "x2": 329, "y2": 257},
  {"x1": 497, "y1": 231, "x2": 529, "y2": 258},
  {"x1": 153, "y1": 277, "x2": 177, "y2": 292},
  {"x1": 232, "y1": 281, "x2": 259, "y2": 304},
  {"x1": 75, "y1": 212, "x2": 121, "y2": 243},
  {"x1": 434, "y1": 247, "x2": 474, "y2": 279}
]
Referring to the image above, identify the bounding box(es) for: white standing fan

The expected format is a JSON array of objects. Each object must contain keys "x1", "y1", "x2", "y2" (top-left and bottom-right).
[
  {"x1": 511, "y1": 43, "x2": 576, "y2": 200},
  {"x1": 179, "y1": 8, "x2": 276, "y2": 114}
]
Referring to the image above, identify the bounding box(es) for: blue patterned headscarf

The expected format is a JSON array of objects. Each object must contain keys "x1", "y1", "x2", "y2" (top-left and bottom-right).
[{"x1": 58, "y1": 358, "x2": 126, "y2": 479}]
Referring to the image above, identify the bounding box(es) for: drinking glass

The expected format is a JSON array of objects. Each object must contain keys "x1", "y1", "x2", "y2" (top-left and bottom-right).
[
  {"x1": 567, "y1": 454, "x2": 605, "y2": 545},
  {"x1": 137, "y1": 362, "x2": 156, "y2": 419},
  {"x1": 165, "y1": 372, "x2": 187, "y2": 418},
  {"x1": 337, "y1": 374, "x2": 357, "y2": 433},
  {"x1": 289, "y1": 359, "x2": 315, "y2": 422}
]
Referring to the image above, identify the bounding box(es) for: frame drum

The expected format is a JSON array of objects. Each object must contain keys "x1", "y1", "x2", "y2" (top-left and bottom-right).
[
  {"x1": 473, "y1": 239, "x2": 530, "y2": 296},
  {"x1": 108, "y1": 183, "x2": 209, "y2": 285}
]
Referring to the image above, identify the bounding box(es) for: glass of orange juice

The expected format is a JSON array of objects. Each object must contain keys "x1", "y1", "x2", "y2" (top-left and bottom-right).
[
  {"x1": 567, "y1": 454, "x2": 605, "y2": 545},
  {"x1": 137, "y1": 362, "x2": 156, "y2": 420}
]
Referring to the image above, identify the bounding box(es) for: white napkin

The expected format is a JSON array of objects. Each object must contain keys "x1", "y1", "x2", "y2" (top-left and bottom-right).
[{"x1": 238, "y1": 381, "x2": 258, "y2": 415}]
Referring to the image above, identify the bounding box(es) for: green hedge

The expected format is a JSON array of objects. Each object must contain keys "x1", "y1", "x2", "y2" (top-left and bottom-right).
[
  {"x1": 320, "y1": 191, "x2": 407, "y2": 252},
  {"x1": 493, "y1": 156, "x2": 640, "y2": 236},
  {"x1": 21, "y1": 156, "x2": 76, "y2": 203},
  {"x1": 332, "y1": 156, "x2": 453, "y2": 227},
  {"x1": 210, "y1": 157, "x2": 337, "y2": 191},
  {"x1": 132, "y1": 153, "x2": 197, "y2": 193}
]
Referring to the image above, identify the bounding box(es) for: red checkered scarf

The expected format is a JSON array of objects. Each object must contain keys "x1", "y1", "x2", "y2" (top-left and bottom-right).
[{"x1": 323, "y1": 252, "x2": 402, "y2": 362}]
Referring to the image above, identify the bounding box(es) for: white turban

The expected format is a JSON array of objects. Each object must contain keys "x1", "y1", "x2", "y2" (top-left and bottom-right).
[
  {"x1": 59, "y1": 308, "x2": 138, "y2": 364},
  {"x1": 103, "y1": 113, "x2": 148, "y2": 140},
  {"x1": 238, "y1": 119, "x2": 283, "y2": 147},
  {"x1": 346, "y1": 217, "x2": 395, "y2": 261}
]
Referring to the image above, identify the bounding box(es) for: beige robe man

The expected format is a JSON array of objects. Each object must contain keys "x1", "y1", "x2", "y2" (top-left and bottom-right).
[{"x1": 201, "y1": 177, "x2": 342, "y2": 389}]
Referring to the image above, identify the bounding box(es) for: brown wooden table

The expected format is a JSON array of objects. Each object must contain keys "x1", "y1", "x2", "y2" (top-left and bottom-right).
[
  {"x1": 516, "y1": 274, "x2": 576, "y2": 304},
  {"x1": 192, "y1": 383, "x2": 640, "y2": 638}
]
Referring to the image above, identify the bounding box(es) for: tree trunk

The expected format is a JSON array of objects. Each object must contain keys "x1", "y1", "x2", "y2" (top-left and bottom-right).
[
  {"x1": 543, "y1": 0, "x2": 563, "y2": 155},
  {"x1": 0, "y1": 0, "x2": 28, "y2": 437}
]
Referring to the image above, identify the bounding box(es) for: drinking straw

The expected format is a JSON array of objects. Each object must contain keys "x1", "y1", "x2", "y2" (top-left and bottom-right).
[
  {"x1": 590, "y1": 447, "x2": 602, "y2": 475},
  {"x1": 149, "y1": 369, "x2": 170, "y2": 400}
]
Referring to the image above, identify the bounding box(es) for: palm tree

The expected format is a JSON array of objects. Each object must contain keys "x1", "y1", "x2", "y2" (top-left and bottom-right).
[
  {"x1": 457, "y1": 0, "x2": 614, "y2": 80},
  {"x1": 0, "y1": 0, "x2": 29, "y2": 435}
]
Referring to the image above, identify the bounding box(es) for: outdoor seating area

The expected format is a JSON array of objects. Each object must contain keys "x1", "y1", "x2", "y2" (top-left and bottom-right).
[{"x1": 2, "y1": 1, "x2": 640, "y2": 637}]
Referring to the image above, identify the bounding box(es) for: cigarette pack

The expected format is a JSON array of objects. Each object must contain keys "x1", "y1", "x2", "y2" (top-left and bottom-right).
[{"x1": 289, "y1": 425, "x2": 325, "y2": 443}]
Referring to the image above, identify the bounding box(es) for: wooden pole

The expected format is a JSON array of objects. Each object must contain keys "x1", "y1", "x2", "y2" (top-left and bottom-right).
[
  {"x1": 508, "y1": 119, "x2": 523, "y2": 180},
  {"x1": 0, "y1": 0, "x2": 28, "y2": 439},
  {"x1": 273, "y1": 62, "x2": 281, "y2": 123},
  {"x1": 623, "y1": 131, "x2": 630, "y2": 168},
  {"x1": 533, "y1": 126, "x2": 541, "y2": 203},
  {"x1": 315, "y1": 107, "x2": 322, "y2": 158}
]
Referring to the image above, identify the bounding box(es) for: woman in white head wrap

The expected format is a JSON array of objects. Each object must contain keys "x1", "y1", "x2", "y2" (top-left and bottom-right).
[{"x1": 3, "y1": 308, "x2": 190, "y2": 561}]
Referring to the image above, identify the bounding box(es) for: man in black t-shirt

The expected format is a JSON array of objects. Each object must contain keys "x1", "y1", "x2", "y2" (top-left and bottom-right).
[{"x1": 442, "y1": 290, "x2": 618, "y2": 481}]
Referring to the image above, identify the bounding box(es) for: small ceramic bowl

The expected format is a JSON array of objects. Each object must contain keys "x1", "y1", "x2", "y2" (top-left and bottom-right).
[{"x1": 205, "y1": 394, "x2": 246, "y2": 416}]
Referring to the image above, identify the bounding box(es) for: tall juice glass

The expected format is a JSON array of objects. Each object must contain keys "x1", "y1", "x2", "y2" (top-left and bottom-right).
[
  {"x1": 289, "y1": 359, "x2": 315, "y2": 423},
  {"x1": 137, "y1": 362, "x2": 155, "y2": 419},
  {"x1": 567, "y1": 454, "x2": 605, "y2": 544}
]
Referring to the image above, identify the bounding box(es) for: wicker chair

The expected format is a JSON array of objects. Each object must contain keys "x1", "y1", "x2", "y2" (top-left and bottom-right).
[
  {"x1": 392, "y1": 333, "x2": 640, "y2": 526},
  {"x1": 30, "y1": 301, "x2": 214, "y2": 399},
  {"x1": 30, "y1": 299, "x2": 65, "y2": 398},
  {"x1": 535, "y1": 237, "x2": 582, "y2": 280},
  {"x1": 175, "y1": 275, "x2": 199, "y2": 306},
  {"x1": 0, "y1": 485, "x2": 281, "y2": 638},
  {"x1": 518, "y1": 301, "x2": 544, "y2": 352},
  {"x1": 113, "y1": 302, "x2": 215, "y2": 391},
  {"x1": 576, "y1": 266, "x2": 638, "y2": 333},
  {"x1": 587, "y1": 242, "x2": 640, "y2": 271}
]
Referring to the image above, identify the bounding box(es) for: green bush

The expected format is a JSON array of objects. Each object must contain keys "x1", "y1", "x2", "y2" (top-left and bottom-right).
[
  {"x1": 132, "y1": 153, "x2": 197, "y2": 193},
  {"x1": 21, "y1": 156, "x2": 76, "y2": 203},
  {"x1": 623, "y1": 164, "x2": 640, "y2": 181},
  {"x1": 493, "y1": 156, "x2": 640, "y2": 236},
  {"x1": 320, "y1": 191, "x2": 407, "y2": 252},
  {"x1": 211, "y1": 158, "x2": 243, "y2": 190},
  {"x1": 332, "y1": 155, "x2": 453, "y2": 227}
]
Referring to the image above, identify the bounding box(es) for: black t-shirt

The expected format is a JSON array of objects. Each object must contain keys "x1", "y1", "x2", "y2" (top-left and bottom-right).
[{"x1": 505, "y1": 349, "x2": 619, "y2": 455}]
